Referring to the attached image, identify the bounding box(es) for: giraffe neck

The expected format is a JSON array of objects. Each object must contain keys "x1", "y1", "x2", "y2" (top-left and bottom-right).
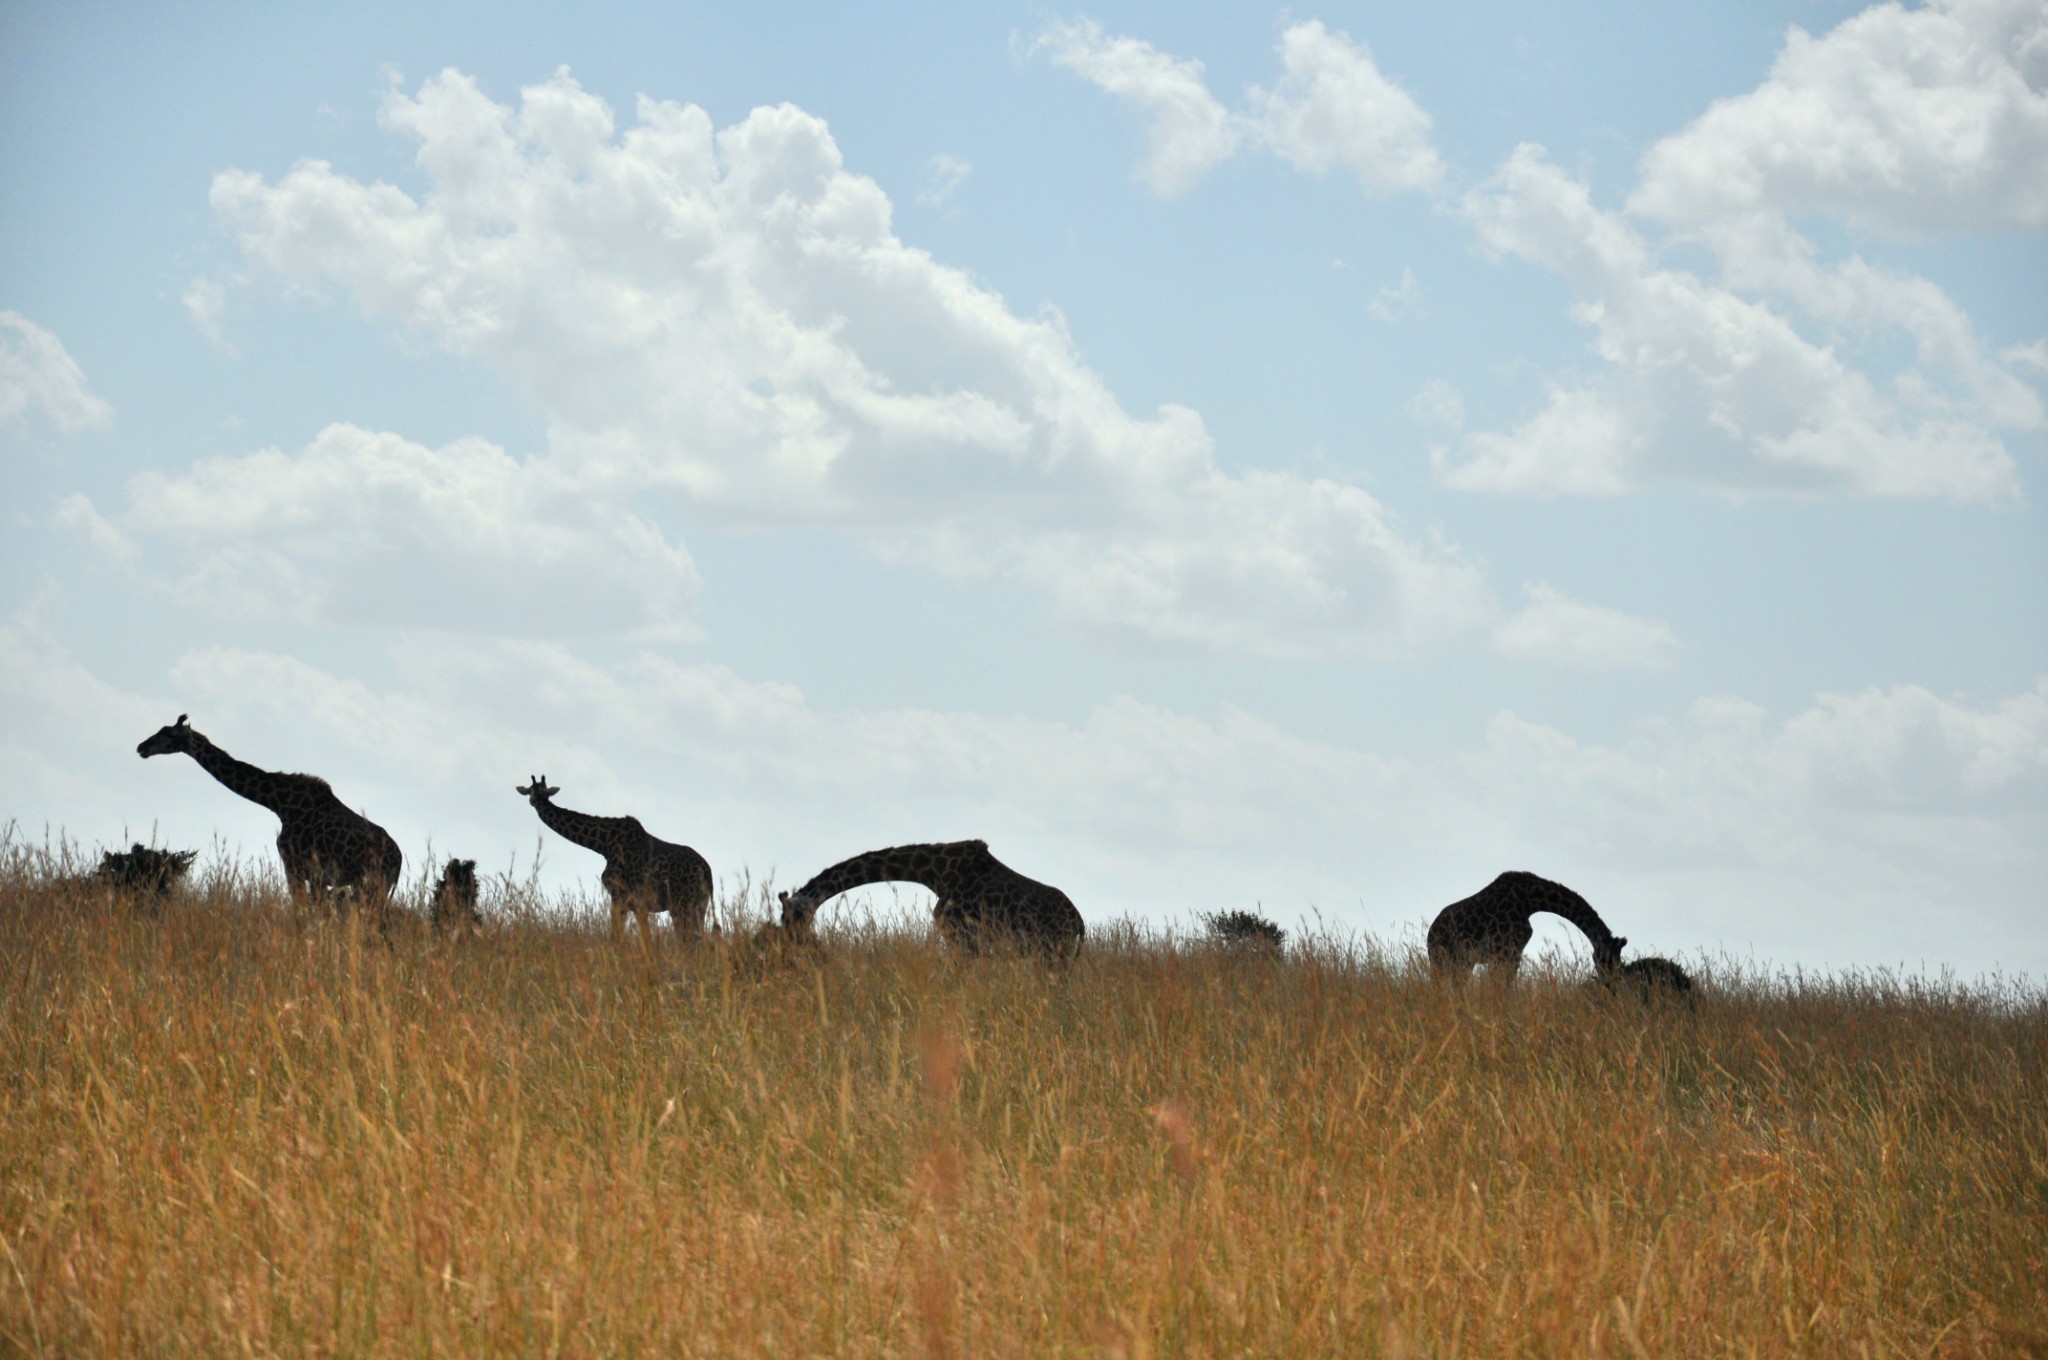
[
  {"x1": 182, "y1": 734, "x2": 296, "y2": 814},
  {"x1": 789, "y1": 843, "x2": 964, "y2": 911},
  {"x1": 1523, "y1": 875, "x2": 1620, "y2": 948},
  {"x1": 532, "y1": 798, "x2": 630, "y2": 857}
]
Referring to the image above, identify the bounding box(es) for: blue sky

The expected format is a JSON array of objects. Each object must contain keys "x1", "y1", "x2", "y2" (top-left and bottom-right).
[{"x1": 4, "y1": 0, "x2": 2044, "y2": 975}]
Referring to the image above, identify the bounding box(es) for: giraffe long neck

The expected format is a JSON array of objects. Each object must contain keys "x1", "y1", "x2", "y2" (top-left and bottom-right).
[
  {"x1": 532, "y1": 798, "x2": 628, "y2": 857},
  {"x1": 183, "y1": 735, "x2": 294, "y2": 814},
  {"x1": 1526, "y1": 876, "x2": 1620, "y2": 949},
  {"x1": 791, "y1": 845, "x2": 956, "y2": 906}
]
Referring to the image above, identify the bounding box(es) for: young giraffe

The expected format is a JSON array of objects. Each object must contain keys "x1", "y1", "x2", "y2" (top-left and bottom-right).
[
  {"x1": 1427, "y1": 870, "x2": 1626, "y2": 982},
  {"x1": 777, "y1": 839, "x2": 1084, "y2": 958},
  {"x1": 430, "y1": 857, "x2": 482, "y2": 933},
  {"x1": 516, "y1": 776, "x2": 712, "y2": 942},
  {"x1": 137, "y1": 715, "x2": 402, "y2": 915}
]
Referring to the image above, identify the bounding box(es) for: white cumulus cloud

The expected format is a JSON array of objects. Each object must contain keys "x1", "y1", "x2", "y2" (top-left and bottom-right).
[
  {"x1": 1040, "y1": 13, "x2": 2044, "y2": 504},
  {"x1": 1031, "y1": 20, "x2": 1240, "y2": 195},
  {"x1": 1445, "y1": 144, "x2": 2031, "y2": 501},
  {"x1": 1630, "y1": 0, "x2": 2048, "y2": 234},
  {"x1": 1247, "y1": 20, "x2": 1446, "y2": 197},
  {"x1": 66, "y1": 423, "x2": 700, "y2": 639},
  {"x1": 205, "y1": 67, "x2": 1489, "y2": 658},
  {"x1": 1034, "y1": 18, "x2": 1444, "y2": 199}
]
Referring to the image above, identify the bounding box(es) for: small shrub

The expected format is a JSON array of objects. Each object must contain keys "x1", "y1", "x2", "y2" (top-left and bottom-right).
[
  {"x1": 1203, "y1": 907, "x2": 1286, "y2": 952},
  {"x1": 94, "y1": 843, "x2": 198, "y2": 898}
]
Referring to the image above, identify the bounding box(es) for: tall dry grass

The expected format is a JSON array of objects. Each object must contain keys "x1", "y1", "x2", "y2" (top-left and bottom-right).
[{"x1": 1, "y1": 836, "x2": 2043, "y2": 1357}]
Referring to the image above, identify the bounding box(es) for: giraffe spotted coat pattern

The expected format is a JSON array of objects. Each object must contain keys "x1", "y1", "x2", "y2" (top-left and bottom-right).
[
  {"x1": 137, "y1": 715, "x2": 402, "y2": 911},
  {"x1": 778, "y1": 839, "x2": 1084, "y2": 956},
  {"x1": 517, "y1": 776, "x2": 713, "y2": 940},
  {"x1": 1427, "y1": 870, "x2": 1626, "y2": 981},
  {"x1": 1604, "y1": 954, "x2": 1694, "y2": 1000}
]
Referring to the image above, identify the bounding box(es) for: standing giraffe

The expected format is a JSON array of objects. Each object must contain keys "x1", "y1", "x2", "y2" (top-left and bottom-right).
[
  {"x1": 778, "y1": 839, "x2": 1084, "y2": 958},
  {"x1": 137, "y1": 715, "x2": 402, "y2": 914},
  {"x1": 516, "y1": 776, "x2": 712, "y2": 942},
  {"x1": 1427, "y1": 870, "x2": 1626, "y2": 982}
]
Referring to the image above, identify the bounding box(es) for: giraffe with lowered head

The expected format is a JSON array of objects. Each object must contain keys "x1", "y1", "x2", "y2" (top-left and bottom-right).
[
  {"x1": 778, "y1": 839, "x2": 1084, "y2": 957},
  {"x1": 1427, "y1": 870, "x2": 1625, "y2": 982},
  {"x1": 516, "y1": 776, "x2": 713, "y2": 942},
  {"x1": 137, "y1": 715, "x2": 402, "y2": 914}
]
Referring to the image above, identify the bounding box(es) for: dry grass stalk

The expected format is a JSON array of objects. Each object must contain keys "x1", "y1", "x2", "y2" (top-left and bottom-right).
[{"x1": 0, "y1": 840, "x2": 2042, "y2": 1356}]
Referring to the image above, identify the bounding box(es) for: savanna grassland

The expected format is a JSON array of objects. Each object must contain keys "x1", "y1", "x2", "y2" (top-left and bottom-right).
[{"x1": 2, "y1": 841, "x2": 2044, "y2": 1358}]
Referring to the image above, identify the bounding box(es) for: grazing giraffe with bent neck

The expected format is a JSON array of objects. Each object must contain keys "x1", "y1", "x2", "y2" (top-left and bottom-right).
[
  {"x1": 137, "y1": 714, "x2": 402, "y2": 916},
  {"x1": 778, "y1": 839, "x2": 1084, "y2": 957},
  {"x1": 516, "y1": 776, "x2": 712, "y2": 942},
  {"x1": 1427, "y1": 870, "x2": 1625, "y2": 982}
]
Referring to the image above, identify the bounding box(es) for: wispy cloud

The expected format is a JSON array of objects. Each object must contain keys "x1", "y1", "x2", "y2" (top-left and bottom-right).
[
  {"x1": 1033, "y1": 17, "x2": 1443, "y2": 199},
  {"x1": 1490, "y1": 584, "x2": 1679, "y2": 672},
  {"x1": 917, "y1": 153, "x2": 973, "y2": 209},
  {"x1": 1368, "y1": 266, "x2": 1421, "y2": 322},
  {"x1": 0, "y1": 311, "x2": 111, "y2": 433}
]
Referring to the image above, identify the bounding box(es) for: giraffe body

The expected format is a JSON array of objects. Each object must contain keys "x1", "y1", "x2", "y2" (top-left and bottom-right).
[
  {"x1": 778, "y1": 839, "x2": 1084, "y2": 957},
  {"x1": 1427, "y1": 870, "x2": 1625, "y2": 982},
  {"x1": 517, "y1": 777, "x2": 712, "y2": 941},
  {"x1": 1604, "y1": 955, "x2": 1694, "y2": 1000},
  {"x1": 138, "y1": 716, "x2": 402, "y2": 912}
]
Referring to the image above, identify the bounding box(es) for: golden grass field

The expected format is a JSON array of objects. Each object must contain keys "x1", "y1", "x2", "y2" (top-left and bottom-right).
[{"x1": 2, "y1": 837, "x2": 2044, "y2": 1358}]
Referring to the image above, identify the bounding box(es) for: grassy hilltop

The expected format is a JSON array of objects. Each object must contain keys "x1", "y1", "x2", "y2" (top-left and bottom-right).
[{"x1": 2, "y1": 841, "x2": 2043, "y2": 1357}]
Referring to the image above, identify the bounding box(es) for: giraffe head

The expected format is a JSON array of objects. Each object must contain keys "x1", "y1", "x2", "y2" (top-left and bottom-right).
[
  {"x1": 777, "y1": 888, "x2": 820, "y2": 936},
  {"x1": 1593, "y1": 934, "x2": 1628, "y2": 975},
  {"x1": 516, "y1": 775, "x2": 560, "y2": 807},
  {"x1": 137, "y1": 714, "x2": 199, "y2": 759}
]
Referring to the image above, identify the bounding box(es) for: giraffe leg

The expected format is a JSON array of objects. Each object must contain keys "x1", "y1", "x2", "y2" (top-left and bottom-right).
[{"x1": 674, "y1": 901, "x2": 704, "y2": 945}]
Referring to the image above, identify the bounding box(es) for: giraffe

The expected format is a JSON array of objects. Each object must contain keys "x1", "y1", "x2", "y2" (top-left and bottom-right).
[
  {"x1": 137, "y1": 715, "x2": 402, "y2": 915},
  {"x1": 430, "y1": 857, "x2": 482, "y2": 933},
  {"x1": 515, "y1": 776, "x2": 712, "y2": 942},
  {"x1": 1427, "y1": 870, "x2": 1626, "y2": 982},
  {"x1": 777, "y1": 840, "x2": 1084, "y2": 958},
  {"x1": 1602, "y1": 954, "x2": 1694, "y2": 1000}
]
